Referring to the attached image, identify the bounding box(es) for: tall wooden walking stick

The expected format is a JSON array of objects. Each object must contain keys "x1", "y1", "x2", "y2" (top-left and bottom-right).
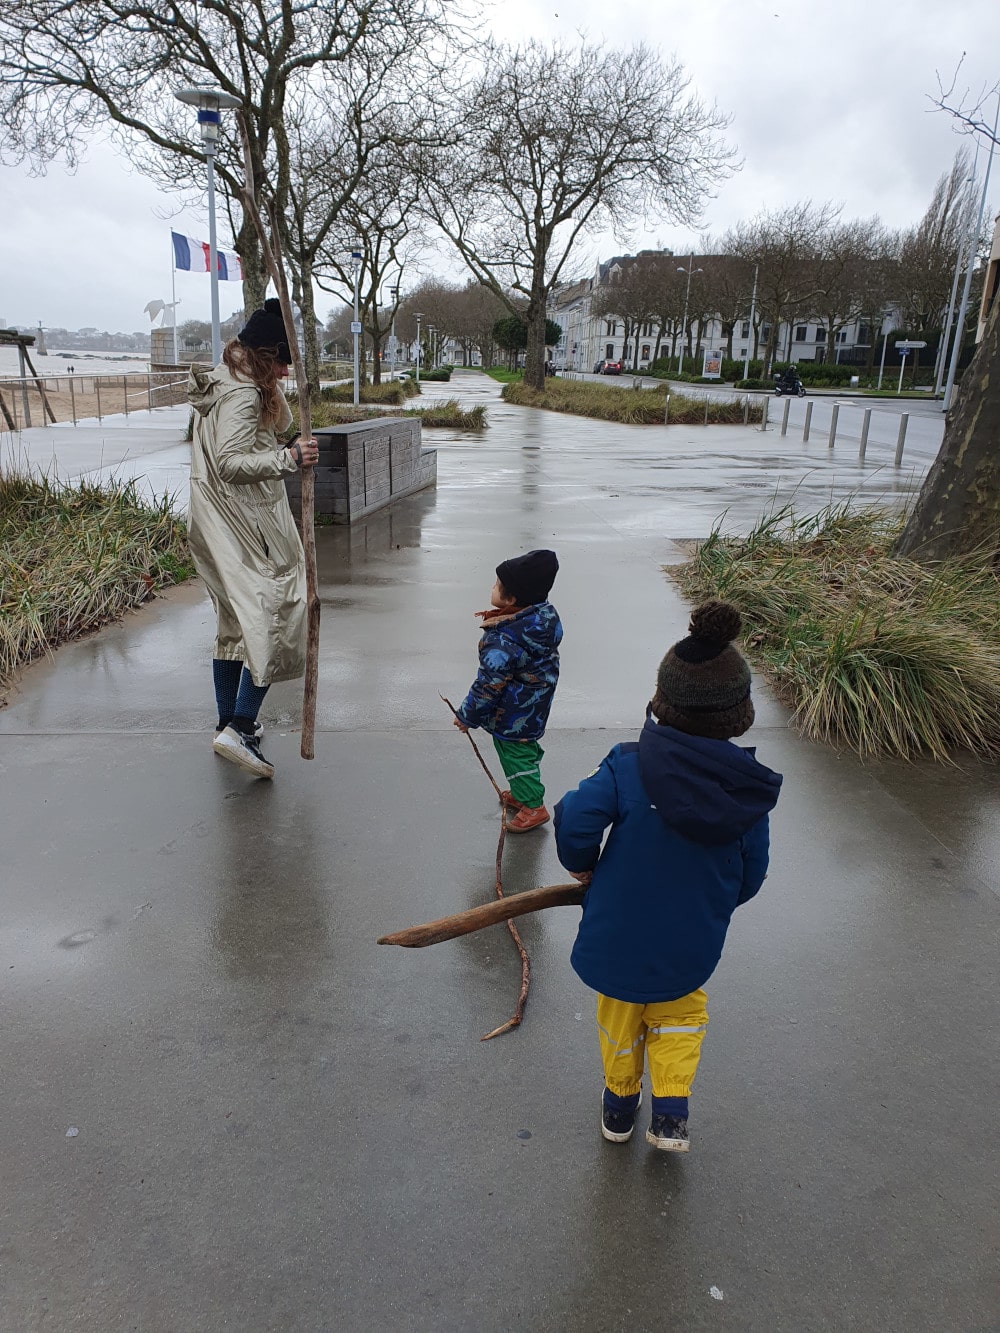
[{"x1": 238, "y1": 114, "x2": 320, "y2": 760}]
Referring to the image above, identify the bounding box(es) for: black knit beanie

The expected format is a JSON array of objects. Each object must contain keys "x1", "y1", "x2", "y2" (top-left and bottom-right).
[
  {"x1": 652, "y1": 600, "x2": 754, "y2": 740},
  {"x1": 496, "y1": 549, "x2": 559, "y2": 606},
  {"x1": 238, "y1": 298, "x2": 292, "y2": 364}
]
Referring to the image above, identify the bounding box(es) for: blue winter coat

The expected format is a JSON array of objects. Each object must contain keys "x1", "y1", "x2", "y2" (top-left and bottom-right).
[
  {"x1": 456, "y1": 602, "x2": 562, "y2": 742},
  {"x1": 554, "y1": 718, "x2": 783, "y2": 1004}
]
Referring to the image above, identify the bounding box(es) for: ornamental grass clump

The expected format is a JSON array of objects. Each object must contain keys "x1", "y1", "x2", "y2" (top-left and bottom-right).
[
  {"x1": 319, "y1": 378, "x2": 420, "y2": 405},
  {"x1": 674, "y1": 503, "x2": 1000, "y2": 761},
  {"x1": 502, "y1": 377, "x2": 762, "y2": 426},
  {"x1": 0, "y1": 472, "x2": 192, "y2": 695}
]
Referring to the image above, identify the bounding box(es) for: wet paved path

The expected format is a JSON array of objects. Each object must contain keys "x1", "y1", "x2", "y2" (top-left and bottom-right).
[{"x1": 1, "y1": 374, "x2": 997, "y2": 1330}]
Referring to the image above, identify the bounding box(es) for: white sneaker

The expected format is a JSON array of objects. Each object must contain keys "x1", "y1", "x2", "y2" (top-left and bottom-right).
[{"x1": 212, "y1": 726, "x2": 275, "y2": 779}]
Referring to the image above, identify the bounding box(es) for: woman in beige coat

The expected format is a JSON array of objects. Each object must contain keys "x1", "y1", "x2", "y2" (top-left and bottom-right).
[{"x1": 187, "y1": 299, "x2": 318, "y2": 779}]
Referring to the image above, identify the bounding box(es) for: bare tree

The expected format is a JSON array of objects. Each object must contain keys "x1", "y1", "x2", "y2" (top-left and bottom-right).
[
  {"x1": 417, "y1": 39, "x2": 734, "y2": 389},
  {"x1": 698, "y1": 251, "x2": 755, "y2": 360},
  {"x1": 895, "y1": 79, "x2": 1000, "y2": 561},
  {"x1": 893, "y1": 148, "x2": 976, "y2": 342},
  {"x1": 591, "y1": 255, "x2": 664, "y2": 371},
  {"x1": 808, "y1": 217, "x2": 886, "y2": 363},
  {"x1": 0, "y1": 0, "x2": 459, "y2": 317},
  {"x1": 896, "y1": 297, "x2": 1000, "y2": 560},
  {"x1": 725, "y1": 202, "x2": 839, "y2": 373}
]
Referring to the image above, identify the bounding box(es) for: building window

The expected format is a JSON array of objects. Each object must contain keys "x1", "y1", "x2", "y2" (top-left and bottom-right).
[
  {"x1": 815, "y1": 328, "x2": 825, "y2": 342},
  {"x1": 837, "y1": 330, "x2": 848, "y2": 343},
  {"x1": 795, "y1": 326, "x2": 807, "y2": 342},
  {"x1": 741, "y1": 321, "x2": 750, "y2": 338},
  {"x1": 739, "y1": 349, "x2": 747, "y2": 360},
  {"x1": 641, "y1": 344, "x2": 651, "y2": 360},
  {"x1": 761, "y1": 325, "x2": 771, "y2": 341},
  {"x1": 605, "y1": 343, "x2": 614, "y2": 358},
  {"x1": 605, "y1": 321, "x2": 616, "y2": 336}
]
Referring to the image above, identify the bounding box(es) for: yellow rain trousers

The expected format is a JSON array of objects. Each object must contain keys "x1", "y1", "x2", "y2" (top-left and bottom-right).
[{"x1": 596, "y1": 989, "x2": 709, "y2": 1099}]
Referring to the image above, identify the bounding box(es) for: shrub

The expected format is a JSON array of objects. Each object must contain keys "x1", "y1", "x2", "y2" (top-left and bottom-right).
[
  {"x1": 320, "y1": 380, "x2": 408, "y2": 405},
  {"x1": 0, "y1": 472, "x2": 192, "y2": 695},
  {"x1": 501, "y1": 377, "x2": 762, "y2": 426},
  {"x1": 673, "y1": 503, "x2": 1000, "y2": 760},
  {"x1": 420, "y1": 367, "x2": 452, "y2": 382}
]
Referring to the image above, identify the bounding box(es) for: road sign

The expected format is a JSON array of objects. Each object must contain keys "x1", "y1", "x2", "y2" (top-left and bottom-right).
[
  {"x1": 895, "y1": 340, "x2": 927, "y2": 351},
  {"x1": 350, "y1": 321, "x2": 362, "y2": 335}
]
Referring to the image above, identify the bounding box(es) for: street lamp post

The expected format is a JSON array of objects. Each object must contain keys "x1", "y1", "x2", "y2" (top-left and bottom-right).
[
  {"x1": 877, "y1": 314, "x2": 891, "y2": 390},
  {"x1": 414, "y1": 313, "x2": 424, "y2": 383},
  {"x1": 677, "y1": 255, "x2": 703, "y2": 374},
  {"x1": 350, "y1": 246, "x2": 363, "y2": 407},
  {"x1": 428, "y1": 325, "x2": 436, "y2": 371},
  {"x1": 943, "y1": 95, "x2": 1000, "y2": 413},
  {"x1": 174, "y1": 87, "x2": 241, "y2": 367},
  {"x1": 742, "y1": 263, "x2": 759, "y2": 382},
  {"x1": 388, "y1": 282, "x2": 400, "y2": 379}
]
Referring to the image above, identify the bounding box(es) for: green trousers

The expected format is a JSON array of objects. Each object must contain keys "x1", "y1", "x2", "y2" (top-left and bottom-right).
[{"x1": 492, "y1": 737, "x2": 545, "y2": 808}]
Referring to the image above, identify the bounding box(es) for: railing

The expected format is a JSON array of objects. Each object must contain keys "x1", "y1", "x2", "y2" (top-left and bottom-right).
[{"x1": 0, "y1": 371, "x2": 189, "y2": 430}]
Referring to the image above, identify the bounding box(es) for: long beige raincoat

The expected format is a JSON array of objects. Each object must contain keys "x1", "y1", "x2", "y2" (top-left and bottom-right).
[{"x1": 187, "y1": 364, "x2": 306, "y2": 686}]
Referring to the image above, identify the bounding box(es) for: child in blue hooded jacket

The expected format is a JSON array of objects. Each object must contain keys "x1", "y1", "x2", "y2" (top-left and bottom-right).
[
  {"x1": 554, "y1": 601, "x2": 782, "y2": 1152},
  {"x1": 454, "y1": 550, "x2": 561, "y2": 833}
]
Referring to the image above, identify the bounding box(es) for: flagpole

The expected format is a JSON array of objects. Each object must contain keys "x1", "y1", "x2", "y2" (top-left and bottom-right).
[{"x1": 170, "y1": 234, "x2": 179, "y2": 366}]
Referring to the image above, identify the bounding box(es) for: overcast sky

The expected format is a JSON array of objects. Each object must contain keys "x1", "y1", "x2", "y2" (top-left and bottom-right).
[{"x1": 2, "y1": 0, "x2": 999, "y2": 333}]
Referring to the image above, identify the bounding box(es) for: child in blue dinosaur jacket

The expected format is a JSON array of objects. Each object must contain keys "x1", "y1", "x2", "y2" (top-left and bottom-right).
[
  {"x1": 554, "y1": 601, "x2": 782, "y2": 1152},
  {"x1": 453, "y1": 550, "x2": 562, "y2": 833}
]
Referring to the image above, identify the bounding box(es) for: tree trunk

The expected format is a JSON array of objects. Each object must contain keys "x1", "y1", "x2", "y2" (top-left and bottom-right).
[
  {"x1": 237, "y1": 215, "x2": 267, "y2": 316},
  {"x1": 296, "y1": 262, "x2": 321, "y2": 403},
  {"x1": 895, "y1": 302, "x2": 1000, "y2": 561},
  {"x1": 524, "y1": 279, "x2": 548, "y2": 390}
]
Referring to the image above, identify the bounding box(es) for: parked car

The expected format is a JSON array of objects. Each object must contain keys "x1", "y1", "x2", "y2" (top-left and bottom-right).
[{"x1": 595, "y1": 359, "x2": 622, "y2": 375}]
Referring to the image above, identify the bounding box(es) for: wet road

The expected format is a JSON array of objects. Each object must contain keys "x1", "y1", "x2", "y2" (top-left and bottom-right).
[{"x1": 1, "y1": 373, "x2": 997, "y2": 1331}]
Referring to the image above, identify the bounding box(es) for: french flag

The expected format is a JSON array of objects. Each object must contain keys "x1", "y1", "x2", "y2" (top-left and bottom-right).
[{"x1": 171, "y1": 231, "x2": 243, "y2": 282}]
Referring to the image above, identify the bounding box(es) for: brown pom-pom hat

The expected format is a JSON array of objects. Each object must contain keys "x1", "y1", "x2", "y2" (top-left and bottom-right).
[{"x1": 652, "y1": 600, "x2": 754, "y2": 741}]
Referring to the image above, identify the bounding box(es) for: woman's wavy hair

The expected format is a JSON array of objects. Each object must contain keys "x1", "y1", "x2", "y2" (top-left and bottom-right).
[{"x1": 222, "y1": 339, "x2": 285, "y2": 428}]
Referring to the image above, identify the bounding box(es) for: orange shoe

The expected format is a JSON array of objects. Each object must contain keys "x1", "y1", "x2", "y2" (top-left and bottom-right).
[
  {"x1": 505, "y1": 804, "x2": 550, "y2": 834},
  {"x1": 499, "y1": 790, "x2": 524, "y2": 811}
]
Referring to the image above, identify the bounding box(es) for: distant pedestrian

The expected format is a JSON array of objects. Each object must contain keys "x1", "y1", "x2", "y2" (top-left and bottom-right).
[
  {"x1": 554, "y1": 601, "x2": 782, "y2": 1151},
  {"x1": 453, "y1": 550, "x2": 562, "y2": 832},
  {"x1": 186, "y1": 298, "x2": 318, "y2": 780}
]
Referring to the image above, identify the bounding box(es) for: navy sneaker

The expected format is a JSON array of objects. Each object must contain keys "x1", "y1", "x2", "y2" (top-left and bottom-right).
[
  {"x1": 601, "y1": 1091, "x2": 641, "y2": 1144},
  {"x1": 646, "y1": 1114, "x2": 690, "y2": 1152}
]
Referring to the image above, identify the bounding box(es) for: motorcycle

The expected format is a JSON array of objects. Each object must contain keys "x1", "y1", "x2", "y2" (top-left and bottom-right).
[{"x1": 773, "y1": 373, "x2": 806, "y2": 398}]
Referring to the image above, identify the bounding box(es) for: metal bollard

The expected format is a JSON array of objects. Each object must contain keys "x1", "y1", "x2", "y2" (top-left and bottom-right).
[
  {"x1": 802, "y1": 400, "x2": 813, "y2": 441},
  {"x1": 858, "y1": 408, "x2": 871, "y2": 463},
  {"x1": 147, "y1": 373, "x2": 153, "y2": 410},
  {"x1": 70, "y1": 376, "x2": 77, "y2": 426},
  {"x1": 780, "y1": 398, "x2": 790, "y2": 435},
  {"x1": 96, "y1": 377, "x2": 102, "y2": 421},
  {"x1": 743, "y1": 394, "x2": 750, "y2": 424},
  {"x1": 664, "y1": 393, "x2": 670, "y2": 424},
  {"x1": 123, "y1": 374, "x2": 129, "y2": 416},
  {"x1": 827, "y1": 403, "x2": 839, "y2": 449},
  {"x1": 704, "y1": 397, "x2": 709, "y2": 426},
  {"x1": 894, "y1": 413, "x2": 909, "y2": 466},
  {"x1": 760, "y1": 395, "x2": 769, "y2": 432}
]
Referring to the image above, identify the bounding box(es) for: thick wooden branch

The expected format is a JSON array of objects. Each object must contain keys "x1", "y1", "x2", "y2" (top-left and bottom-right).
[{"x1": 377, "y1": 883, "x2": 585, "y2": 949}]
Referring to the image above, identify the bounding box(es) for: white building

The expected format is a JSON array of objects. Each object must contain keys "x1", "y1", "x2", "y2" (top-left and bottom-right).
[{"x1": 549, "y1": 254, "x2": 884, "y2": 374}]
